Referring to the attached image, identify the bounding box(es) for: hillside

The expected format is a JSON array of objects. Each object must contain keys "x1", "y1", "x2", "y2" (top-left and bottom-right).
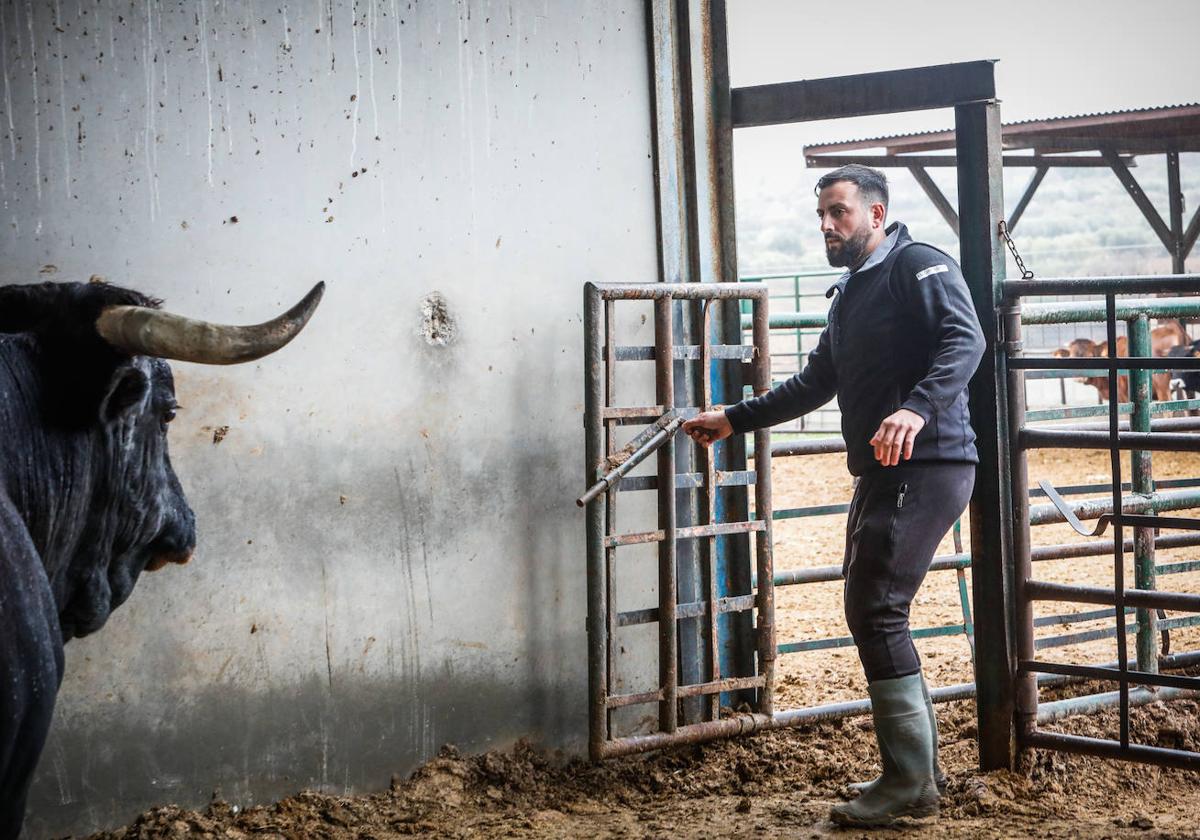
[{"x1": 736, "y1": 154, "x2": 1200, "y2": 279}]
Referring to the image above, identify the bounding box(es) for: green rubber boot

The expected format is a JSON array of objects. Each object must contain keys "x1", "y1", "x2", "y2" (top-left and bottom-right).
[
  {"x1": 847, "y1": 674, "x2": 946, "y2": 796},
  {"x1": 831, "y1": 674, "x2": 940, "y2": 827}
]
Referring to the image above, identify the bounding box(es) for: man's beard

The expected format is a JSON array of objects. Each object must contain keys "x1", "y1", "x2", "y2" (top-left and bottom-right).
[{"x1": 824, "y1": 225, "x2": 873, "y2": 268}]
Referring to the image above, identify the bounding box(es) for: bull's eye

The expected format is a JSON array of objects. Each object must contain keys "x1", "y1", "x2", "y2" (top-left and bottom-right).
[{"x1": 163, "y1": 407, "x2": 178, "y2": 424}]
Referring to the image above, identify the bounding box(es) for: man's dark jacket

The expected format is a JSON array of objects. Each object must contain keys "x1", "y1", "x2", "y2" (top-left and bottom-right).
[{"x1": 726, "y1": 222, "x2": 985, "y2": 476}]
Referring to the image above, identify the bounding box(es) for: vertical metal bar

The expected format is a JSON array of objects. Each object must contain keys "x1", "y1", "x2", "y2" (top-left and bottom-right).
[
  {"x1": 1106, "y1": 295, "x2": 1130, "y2": 748},
  {"x1": 674, "y1": 300, "x2": 703, "y2": 727},
  {"x1": 952, "y1": 518, "x2": 976, "y2": 661},
  {"x1": 647, "y1": 0, "x2": 696, "y2": 286},
  {"x1": 1129, "y1": 315, "x2": 1157, "y2": 674},
  {"x1": 955, "y1": 97, "x2": 1016, "y2": 771},
  {"x1": 1005, "y1": 299, "x2": 1037, "y2": 743},
  {"x1": 655, "y1": 296, "x2": 678, "y2": 734},
  {"x1": 700, "y1": 301, "x2": 720, "y2": 721},
  {"x1": 1168, "y1": 151, "x2": 1185, "y2": 275},
  {"x1": 751, "y1": 290, "x2": 776, "y2": 715},
  {"x1": 793, "y1": 275, "x2": 803, "y2": 380},
  {"x1": 704, "y1": 0, "x2": 756, "y2": 703},
  {"x1": 676, "y1": 1, "x2": 700, "y2": 720},
  {"x1": 583, "y1": 283, "x2": 608, "y2": 761},
  {"x1": 604, "y1": 299, "x2": 618, "y2": 737},
  {"x1": 957, "y1": 567, "x2": 976, "y2": 663}
]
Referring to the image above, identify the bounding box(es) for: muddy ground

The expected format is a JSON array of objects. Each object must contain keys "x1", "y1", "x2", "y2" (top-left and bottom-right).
[{"x1": 88, "y1": 448, "x2": 1200, "y2": 839}]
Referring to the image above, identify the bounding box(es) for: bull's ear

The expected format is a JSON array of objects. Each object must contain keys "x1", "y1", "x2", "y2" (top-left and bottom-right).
[{"x1": 99, "y1": 363, "x2": 150, "y2": 423}]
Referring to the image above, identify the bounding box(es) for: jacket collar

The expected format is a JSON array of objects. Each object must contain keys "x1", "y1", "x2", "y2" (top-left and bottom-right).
[{"x1": 825, "y1": 222, "x2": 911, "y2": 298}]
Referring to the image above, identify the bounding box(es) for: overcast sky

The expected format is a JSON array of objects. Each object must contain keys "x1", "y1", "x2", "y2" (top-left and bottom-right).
[{"x1": 726, "y1": 0, "x2": 1200, "y2": 226}]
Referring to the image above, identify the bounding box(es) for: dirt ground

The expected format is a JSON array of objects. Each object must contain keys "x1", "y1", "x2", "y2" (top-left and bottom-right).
[{"x1": 88, "y1": 448, "x2": 1200, "y2": 839}]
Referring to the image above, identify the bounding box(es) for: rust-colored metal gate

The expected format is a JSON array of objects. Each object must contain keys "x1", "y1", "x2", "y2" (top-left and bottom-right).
[{"x1": 581, "y1": 281, "x2": 774, "y2": 759}]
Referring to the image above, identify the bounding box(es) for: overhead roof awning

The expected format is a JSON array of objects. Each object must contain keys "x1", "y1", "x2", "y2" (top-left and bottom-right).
[
  {"x1": 805, "y1": 103, "x2": 1200, "y2": 157},
  {"x1": 802, "y1": 103, "x2": 1200, "y2": 264}
]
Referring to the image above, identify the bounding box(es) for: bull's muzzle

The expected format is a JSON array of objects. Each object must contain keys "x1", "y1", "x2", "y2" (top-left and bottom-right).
[{"x1": 145, "y1": 549, "x2": 194, "y2": 572}]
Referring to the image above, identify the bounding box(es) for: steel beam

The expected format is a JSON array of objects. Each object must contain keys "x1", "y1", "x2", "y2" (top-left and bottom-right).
[
  {"x1": 703, "y1": 0, "x2": 757, "y2": 706},
  {"x1": 731, "y1": 60, "x2": 996, "y2": 128},
  {"x1": 909, "y1": 166, "x2": 960, "y2": 237},
  {"x1": 1185, "y1": 203, "x2": 1200, "y2": 260},
  {"x1": 804, "y1": 154, "x2": 1128, "y2": 169},
  {"x1": 1026, "y1": 136, "x2": 1200, "y2": 154},
  {"x1": 1007, "y1": 165, "x2": 1047, "y2": 233},
  {"x1": 1168, "y1": 151, "x2": 1186, "y2": 274},
  {"x1": 1102, "y1": 147, "x2": 1174, "y2": 252},
  {"x1": 955, "y1": 98, "x2": 1015, "y2": 771}
]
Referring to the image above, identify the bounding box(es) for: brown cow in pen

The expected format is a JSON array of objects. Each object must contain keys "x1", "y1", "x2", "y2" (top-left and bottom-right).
[{"x1": 1052, "y1": 320, "x2": 1191, "y2": 403}]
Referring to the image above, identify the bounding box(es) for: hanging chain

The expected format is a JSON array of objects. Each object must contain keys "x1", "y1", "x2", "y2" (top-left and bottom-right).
[{"x1": 998, "y1": 220, "x2": 1034, "y2": 280}]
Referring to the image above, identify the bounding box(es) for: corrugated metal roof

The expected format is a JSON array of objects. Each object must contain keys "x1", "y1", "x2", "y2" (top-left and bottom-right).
[{"x1": 803, "y1": 103, "x2": 1200, "y2": 155}]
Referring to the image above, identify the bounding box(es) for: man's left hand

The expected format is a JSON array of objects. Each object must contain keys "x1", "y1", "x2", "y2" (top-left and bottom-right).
[{"x1": 869, "y1": 409, "x2": 926, "y2": 467}]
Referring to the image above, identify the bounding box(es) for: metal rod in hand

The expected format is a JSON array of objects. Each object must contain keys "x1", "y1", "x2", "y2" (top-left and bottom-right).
[{"x1": 576, "y1": 414, "x2": 685, "y2": 507}]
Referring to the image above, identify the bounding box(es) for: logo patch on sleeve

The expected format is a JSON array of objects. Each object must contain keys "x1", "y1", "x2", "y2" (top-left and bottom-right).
[{"x1": 915, "y1": 264, "x2": 949, "y2": 280}]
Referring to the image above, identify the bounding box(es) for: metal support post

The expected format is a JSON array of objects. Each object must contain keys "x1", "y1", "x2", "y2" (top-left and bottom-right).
[
  {"x1": 604, "y1": 300, "x2": 618, "y2": 738},
  {"x1": 955, "y1": 98, "x2": 1015, "y2": 771},
  {"x1": 703, "y1": 0, "x2": 757, "y2": 702},
  {"x1": 1105, "y1": 296, "x2": 1131, "y2": 747},
  {"x1": 699, "y1": 301, "x2": 720, "y2": 721},
  {"x1": 751, "y1": 292, "x2": 775, "y2": 714},
  {"x1": 1167, "y1": 152, "x2": 1185, "y2": 275},
  {"x1": 655, "y1": 297, "x2": 679, "y2": 734},
  {"x1": 1004, "y1": 300, "x2": 1036, "y2": 742},
  {"x1": 1128, "y1": 314, "x2": 1157, "y2": 673},
  {"x1": 584, "y1": 284, "x2": 608, "y2": 761}
]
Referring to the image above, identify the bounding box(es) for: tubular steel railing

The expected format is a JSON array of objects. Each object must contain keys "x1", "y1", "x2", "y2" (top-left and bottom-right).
[
  {"x1": 581, "y1": 276, "x2": 1200, "y2": 764},
  {"x1": 1005, "y1": 275, "x2": 1200, "y2": 771},
  {"x1": 737, "y1": 284, "x2": 1200, "y2": 734},
  {"x1": 582, "y1": 282, "x2": 776, "y2": 759},
  {"x1": 738, "y1": 271, "x2": 840, "y2": 431}
]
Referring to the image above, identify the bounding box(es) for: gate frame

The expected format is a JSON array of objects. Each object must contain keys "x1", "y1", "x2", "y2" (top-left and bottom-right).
[
  {"x1": 724, "y1": 54, "x2": 1015, "y2": 770},
  {"x1": 603, "y1": 1, "x2": 1014, "y2": 767},
  {"x1": 1004, "y1": 275, "x2": 1200, "y2": 771}
]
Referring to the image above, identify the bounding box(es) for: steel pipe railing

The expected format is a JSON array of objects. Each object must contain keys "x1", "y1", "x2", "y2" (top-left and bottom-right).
[{"x1": 1002, "y1": 278, "x2": 1200, "y2": 769}]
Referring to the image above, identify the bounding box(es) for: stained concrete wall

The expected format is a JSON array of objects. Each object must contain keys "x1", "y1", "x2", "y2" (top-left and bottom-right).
[{"x1": 0, "y1": 1, "x2": 661, "y2": 835}]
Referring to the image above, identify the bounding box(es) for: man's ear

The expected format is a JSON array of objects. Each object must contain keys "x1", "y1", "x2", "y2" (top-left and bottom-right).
[
  {"x1": 99, "y1": 363, "x2": 150, "y2": 424},
  {"x1": 872, "y1": 202, "x2": 887, "y2": 229}
]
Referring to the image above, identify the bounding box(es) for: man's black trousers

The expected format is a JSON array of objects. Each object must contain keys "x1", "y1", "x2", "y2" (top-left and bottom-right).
[{"x1": 842, "y1": 462, "x2": 975, "y2": 684}]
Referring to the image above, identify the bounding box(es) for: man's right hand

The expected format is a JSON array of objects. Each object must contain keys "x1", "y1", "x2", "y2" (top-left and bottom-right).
[{"x1": 682, "y1": 410, "x2": 733, "y2": 447}]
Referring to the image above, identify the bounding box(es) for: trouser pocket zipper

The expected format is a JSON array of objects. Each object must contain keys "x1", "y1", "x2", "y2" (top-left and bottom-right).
[{"x1": 896, "y1": 482, "x2": 908, "y2": 509}]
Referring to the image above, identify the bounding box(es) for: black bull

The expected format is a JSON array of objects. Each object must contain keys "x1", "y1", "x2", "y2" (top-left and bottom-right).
[{"x1": 0, "y1": 281, "x2": 322, "y2": 838}]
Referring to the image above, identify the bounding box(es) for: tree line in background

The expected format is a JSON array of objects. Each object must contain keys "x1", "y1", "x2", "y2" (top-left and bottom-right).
[{"x1": 736, "y1": 158, "x2": 1198, "y2": 279}]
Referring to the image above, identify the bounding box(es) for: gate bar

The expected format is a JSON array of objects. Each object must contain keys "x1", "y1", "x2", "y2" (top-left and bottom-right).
[
  {"x1": 1021, "y1": 430, "x2": 1200, "y2": 451},
  {"x1": 584, "y1": 285, "x2": 607, "y2": 760},
  {"x1": 655, "y1": 296, "x2": 678, "y2": 735},
  {"x1": 1004, "y1": 275, "x2": 1200, "y2": 296},
  {"x1": 751, "y1": 292, "x2": 776, "y2": 715},
  {"x1": 1023, "y1": 731, "x2": 1200, "y2": 772}
]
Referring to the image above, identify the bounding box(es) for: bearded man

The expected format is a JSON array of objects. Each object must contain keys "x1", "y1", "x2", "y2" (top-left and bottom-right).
[{"x1": 683, "y1": 164, "x2": 984, "y2": 827}]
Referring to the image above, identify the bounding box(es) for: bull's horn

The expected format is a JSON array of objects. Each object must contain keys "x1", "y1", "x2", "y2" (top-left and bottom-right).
[{"x1": 95, "y1": 282, "x2": 325, "y2": 364}]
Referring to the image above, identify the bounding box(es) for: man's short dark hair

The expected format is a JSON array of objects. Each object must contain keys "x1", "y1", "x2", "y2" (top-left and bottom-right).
[{"x1": 816, "y1": 164, "x2": 888, "y2": 209}]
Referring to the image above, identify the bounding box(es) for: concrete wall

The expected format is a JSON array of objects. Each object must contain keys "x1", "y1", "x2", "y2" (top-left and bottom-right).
[{"x1": 0, "y1": 1, "x2": 661, "y2": 835}]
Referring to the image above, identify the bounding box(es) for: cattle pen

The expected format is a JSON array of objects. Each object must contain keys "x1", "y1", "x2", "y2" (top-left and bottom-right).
[
  {"x1": 3, "y1": 1, "x2": 1199, "y2": 838},
  {"x1": 732, "y1": 279, "x2": 1200, "y2": 739}
]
